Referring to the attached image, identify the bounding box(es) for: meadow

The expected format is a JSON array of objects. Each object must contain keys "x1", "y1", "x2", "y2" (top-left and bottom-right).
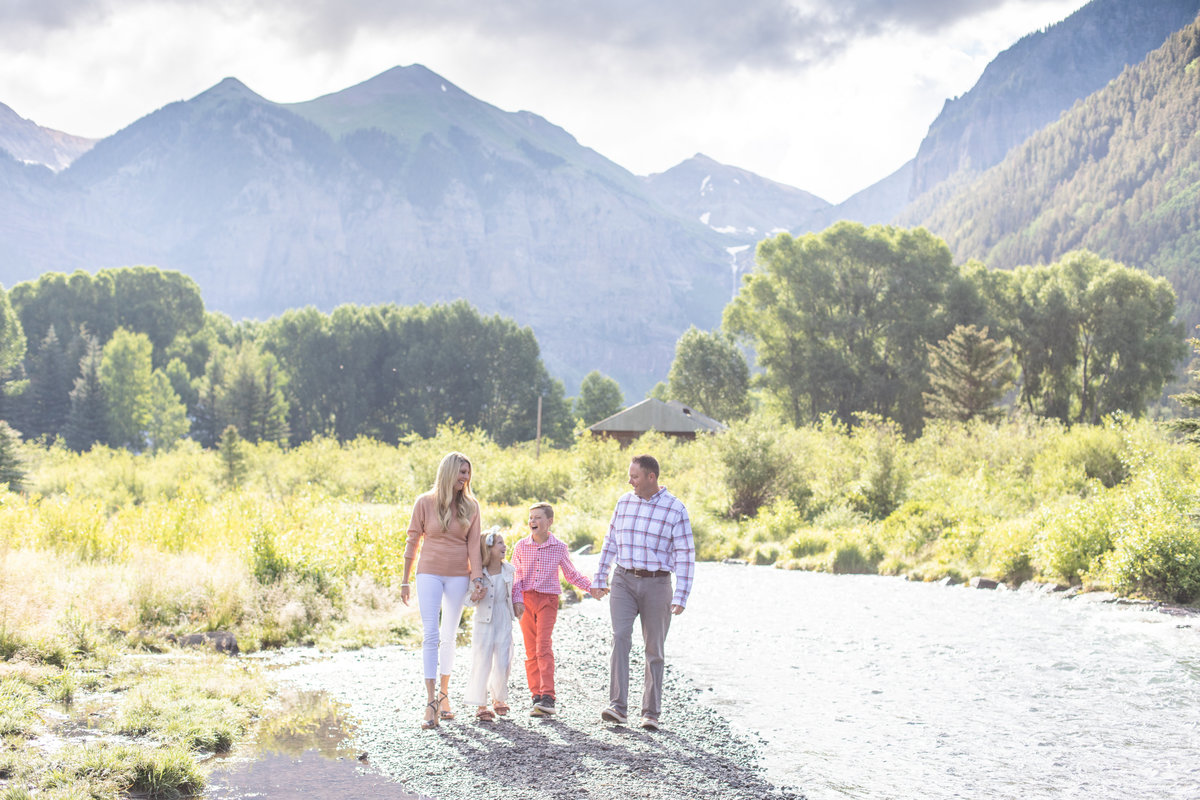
[{"x1": 2, "y1": 414, "x2": 1200, "y2": 796}]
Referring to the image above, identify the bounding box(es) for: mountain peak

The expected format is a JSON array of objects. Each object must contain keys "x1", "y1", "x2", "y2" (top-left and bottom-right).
[
  {"x1": 190, "y1": 77, "x2": 266, "y2": 106},
  {"x1": 314, "y1": 64, "x2": 467, "y2": 105}
]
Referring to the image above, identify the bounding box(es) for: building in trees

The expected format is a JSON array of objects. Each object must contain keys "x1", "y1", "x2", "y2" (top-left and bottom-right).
[{"x1": 587, "y1": 398, "x2": 726, "y2": 447}]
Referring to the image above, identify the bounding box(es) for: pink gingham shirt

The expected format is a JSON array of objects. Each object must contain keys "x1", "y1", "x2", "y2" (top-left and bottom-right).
[
  {"x1": 511, "y1": 533, "x2": 592, "y2": 605},
  {"x1": 593, "y1": 486, "x2": 695, "y2": 607}
]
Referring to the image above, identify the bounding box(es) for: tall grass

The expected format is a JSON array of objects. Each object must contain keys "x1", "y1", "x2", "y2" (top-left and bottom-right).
[{"x1": 2, "y1": 413, "x2": 1198, "y2": 661}]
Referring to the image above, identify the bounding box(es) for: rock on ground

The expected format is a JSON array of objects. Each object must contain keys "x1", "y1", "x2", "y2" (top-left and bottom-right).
[{"x1": 277, "y1": 603, "x2": 805, "y2": 800}]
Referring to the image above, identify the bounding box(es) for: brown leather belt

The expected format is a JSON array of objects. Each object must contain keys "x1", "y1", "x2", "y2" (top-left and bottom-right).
[{"x1": 617, "y1": 565, "x2": 671, "y2": 578}]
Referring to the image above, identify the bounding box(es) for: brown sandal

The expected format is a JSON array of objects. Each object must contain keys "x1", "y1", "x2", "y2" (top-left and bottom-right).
[
  {"x1": 475, "y1": 707, "x2": 496, "y2": 722},
  {"x1": 493, "y1": 701, "x2": 510, "y2": 716},
  {"x1": 421, "y1": 699, "x2": 439, "y2": 730},
  {"x1": 438, "y1": 691, "x2": 455, "y2": 720}
]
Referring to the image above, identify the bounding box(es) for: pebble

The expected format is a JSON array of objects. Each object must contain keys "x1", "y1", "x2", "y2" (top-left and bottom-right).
[{"x1": 279, "y1": 603, "x2": 806, "y2": 800}]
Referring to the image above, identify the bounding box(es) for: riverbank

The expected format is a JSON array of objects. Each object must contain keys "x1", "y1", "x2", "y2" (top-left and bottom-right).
[{"x1": 271, "y1": 601, "x2": 804, "y2": 800}]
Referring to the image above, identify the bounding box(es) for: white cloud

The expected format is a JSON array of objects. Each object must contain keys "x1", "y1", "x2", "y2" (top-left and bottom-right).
[{"x1": 0, "y1": 0, "x2": 1089, "y2": 201}]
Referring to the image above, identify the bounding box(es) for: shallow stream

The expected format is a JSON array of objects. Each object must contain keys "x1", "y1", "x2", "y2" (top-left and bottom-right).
[{"x1": 574, "y1": 562, "x2": 1200, "y2": 800}]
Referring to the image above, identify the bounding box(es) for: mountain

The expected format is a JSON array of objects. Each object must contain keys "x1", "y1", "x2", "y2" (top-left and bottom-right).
[
  {"x1": 905, "y1": 15, "x2": 1200, "y2": 323},
  {"x1": 908, "y1": 0, "x2": 1200, "y2": 199},
  {"x1": 642, "y1": 153, "x2": 830, "y2": 241},
  {"x1": 814, "y1": 159, "x2": 914, "y2": 230},
  {"x1": 0, "y1": 67, "x2": 734, "y2": 396},
  {"x1": 0, "y1": 101, "x2": 95, "y2": 171}
]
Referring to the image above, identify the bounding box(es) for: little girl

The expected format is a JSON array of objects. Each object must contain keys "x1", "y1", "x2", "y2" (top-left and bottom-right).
[{"x1": 464, "y1": 527, "x2": 524, "y2": 721}]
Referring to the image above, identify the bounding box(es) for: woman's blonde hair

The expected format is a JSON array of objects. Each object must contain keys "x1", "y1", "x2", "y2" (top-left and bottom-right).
[{"x1": 433, "y1": 451, "x2": 476, "y2": 530}]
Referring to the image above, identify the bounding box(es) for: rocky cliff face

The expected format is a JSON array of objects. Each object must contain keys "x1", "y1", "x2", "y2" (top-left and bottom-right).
[
  {"x1": 0, "y1": 102, "x2": 95, "y2": 172},
  {"x1": 908, "y1": 0, "x2": 1200, "y2": 198}
]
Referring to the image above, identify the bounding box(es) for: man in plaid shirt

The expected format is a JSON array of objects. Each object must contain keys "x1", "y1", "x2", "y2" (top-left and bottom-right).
[{"x1": 590, "y1": 454, "x2": 695, "y2": 731}]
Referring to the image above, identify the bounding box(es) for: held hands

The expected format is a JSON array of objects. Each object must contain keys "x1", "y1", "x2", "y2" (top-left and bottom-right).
[
  {"x1": 589, "y1": 587, "x2": 610, "y2": 600},
  {"x1": 470, "y1": 582, "x2": 487, "y2": 603}
]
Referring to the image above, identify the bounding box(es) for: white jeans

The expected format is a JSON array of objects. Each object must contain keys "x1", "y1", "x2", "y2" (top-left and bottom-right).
[{"x1": 416, "y1": 573, "x2": 469, "y2": 680}]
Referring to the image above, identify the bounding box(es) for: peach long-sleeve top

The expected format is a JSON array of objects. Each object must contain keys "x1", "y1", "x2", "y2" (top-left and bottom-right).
[{"x1": 404, "y1": 492, "x2": 483, "y2": 578}]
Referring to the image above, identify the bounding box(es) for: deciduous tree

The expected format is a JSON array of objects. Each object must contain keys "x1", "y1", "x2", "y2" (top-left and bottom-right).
[
  {"x1": 666, "y1": 326, "x2": 749, "y2": 422},
  {"x1": 574, "y1": 371, "x2": 623, "y2": 426},
  {"x1": 724, "y1": 222, "x2": 958, "y2": 434}
]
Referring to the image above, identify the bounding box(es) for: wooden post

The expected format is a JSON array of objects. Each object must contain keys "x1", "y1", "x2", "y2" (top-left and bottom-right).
[{"x1": 536, "y1": 395, "x2": 543, "y2": 459}]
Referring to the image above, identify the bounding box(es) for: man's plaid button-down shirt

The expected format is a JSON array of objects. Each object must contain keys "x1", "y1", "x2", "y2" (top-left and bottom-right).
[{"x1": 594, "y1": 486, "x2": 695, "y2": 607}]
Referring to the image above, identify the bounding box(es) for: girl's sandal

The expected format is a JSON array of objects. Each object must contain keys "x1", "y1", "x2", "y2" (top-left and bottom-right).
[
  {"x1": 493, "y1": 701, "x2": 510, "y2": 717},
  {"x1": 438, "y1": 691, "x2": 455, "y2": 720},
  {"x1": 475, "y1": 708, "x2": 496, "y2": 722},
  {"x1": 421, "y1": 700, "x2": 440, "y2": 730}
]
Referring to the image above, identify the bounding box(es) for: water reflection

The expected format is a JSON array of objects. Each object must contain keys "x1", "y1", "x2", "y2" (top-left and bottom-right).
[{"x1": 204, "y1": 689, "x2": 430, "y2": 800}]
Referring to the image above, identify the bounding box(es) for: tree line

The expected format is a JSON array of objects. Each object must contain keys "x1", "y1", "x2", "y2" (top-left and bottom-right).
[
  {"x1": 716, "y1": 222, "x2": 1186, "y2": 434},
  {"x1": 0, "y1": 220, "x2": 1187, "y2": 458},
  {"x1": 0, "y1": 268, "x2": 574, "y2": 453}
]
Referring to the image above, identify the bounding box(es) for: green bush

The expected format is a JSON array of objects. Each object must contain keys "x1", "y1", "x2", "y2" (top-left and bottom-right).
[
  {"x1": 1032, "y1": 496, "x2": 1116, "y2": 583},
  {"x1": 1104, "y1": 478, "x2": 1200, "y2": 603},
  {"x1": 881, "y1": 500, "x2": 957, "y2": 556},
  {"x1": 716, "y1": 415, "x2": 806, "y2": 518},
  {"x1": 785, "y1": 529, "x2": 833, "y2": 559},
  {"x1": 845, "y1": 417, "x2": 908, "y2": 520},
  {"x1": 743, "y1": 499, "x2": 806, "y2": 544},
  {"x1": 1033, "y1": 421, "x2": 1130, "y2": 493},
  {"x1": 978, "y1": 519, "x2": 1036, "y2": 584},
  {"x1": 828, "y1": 537, "x2": 882, "y2": 574}
]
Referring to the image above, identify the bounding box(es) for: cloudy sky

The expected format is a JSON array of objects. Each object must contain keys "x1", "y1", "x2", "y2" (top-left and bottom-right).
[{"x1": 0, "y1": 0, "x2": 1088, "y2": 202}]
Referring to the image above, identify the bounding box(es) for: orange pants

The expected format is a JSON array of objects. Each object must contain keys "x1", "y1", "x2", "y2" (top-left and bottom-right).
[{"x1": 520, "y1": 590, "x2": 559, "y2": 699}]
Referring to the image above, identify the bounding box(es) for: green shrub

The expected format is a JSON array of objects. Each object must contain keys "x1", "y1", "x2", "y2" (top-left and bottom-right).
[
  {"x1": 1034, "y1": 421, "x2": 1130, "y2": 493},
  {"x1": 750, "y1": 542, "x2": 783, "y2": 565},
  {"x1": 1104, "y1": 478, "x2": 1200, "y2": 603},
  {"x1": 845, "y1": 417, "x2": 908, "y2": 520},
  {"x1": 743, "y1": 499, "x2": 806, "y2": 544},
  {"x1": 1032, "y1": 495, "x2": 1116, "y2": 583},
  {"x1": 828, "y1": 538, "x2": 882, "y2": 574},
  {"x1": 479, "y1": 451, "x2": 572, "y2": 506},
  {"x1": 715, "y1": 416, "x2": 806, "y2": 518},
  {"x1": 785, "y1": 529, "x2": 833, "y2": 559},
  {"x1": 882, "y1": 500, "x2": 957, "y2": 556},
  {"x1": 978, "y1": 519, "x2": 1036, "y2": 584}
]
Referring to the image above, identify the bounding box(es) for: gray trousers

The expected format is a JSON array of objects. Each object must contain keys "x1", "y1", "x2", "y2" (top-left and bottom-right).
[{"x1": 608, "y1": 569, "x2": 673, "y2": 718}]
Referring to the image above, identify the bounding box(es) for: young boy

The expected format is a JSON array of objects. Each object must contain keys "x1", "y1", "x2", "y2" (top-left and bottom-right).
[{"x1": 512, "y1": 502, "x2": 592, "y2": 716}]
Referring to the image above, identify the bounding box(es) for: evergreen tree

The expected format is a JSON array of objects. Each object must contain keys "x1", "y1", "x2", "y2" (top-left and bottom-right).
[
  {"x1": 1168, "y1": 336, "x2": 1200, "y2": 444},
  {"x1": 20, "y1": 325, "x2": 72, "y2": 441},
  {"x1": 923, "y1": 325, "x2": 1014, "y2": 423},
  {"x1": 65, "y1": 335, "x2": 107, "y2": 452},
  {"x1": 0, "y1": 420, "x2": 24, "y2": 492},
  {"x1": 0, "y1": 284, "x2": 27, "y2": 424},
  {"x1": 218, "y1": 425, "x2": 248, "y2": 488}
]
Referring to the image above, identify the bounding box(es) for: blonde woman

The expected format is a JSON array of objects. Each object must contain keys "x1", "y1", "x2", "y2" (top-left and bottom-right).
[{"x1": 401, "y1": 452, "x2": 485, "y2": 729}]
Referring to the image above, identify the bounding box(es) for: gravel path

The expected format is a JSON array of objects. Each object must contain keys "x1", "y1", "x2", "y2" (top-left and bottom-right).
[{"x1": 278, "y1": 601, "x2": 805, "y2": 800}]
